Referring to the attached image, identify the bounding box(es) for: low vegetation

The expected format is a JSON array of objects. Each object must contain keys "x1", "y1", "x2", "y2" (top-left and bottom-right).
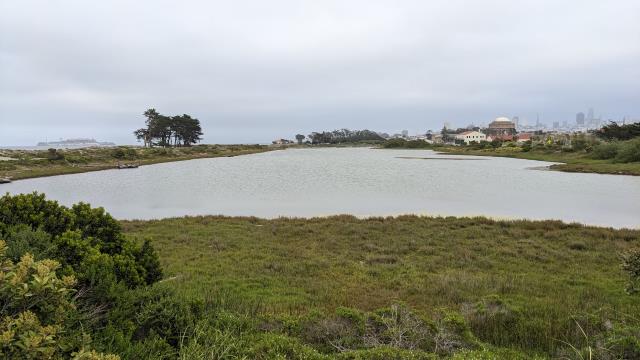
[
  {"x1": 0, "y1": 144, "x2": 271, "y2": 181},
  {"x1": 2, "y1": 193, "x2": 639, "y2": 359},
  {"x1": 122, "y1": 213, "x2": 640, "y2": 358},
  {"x1": 306, "y1": 129, "x2": 385, "y2": 145}
]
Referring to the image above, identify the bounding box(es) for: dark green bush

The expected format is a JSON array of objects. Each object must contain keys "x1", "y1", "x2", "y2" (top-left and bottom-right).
[
  {"x1": 0, "y1": 193, "x2": 162, "y2": 290},
  {"x1": 47, "y1": 148, "x2": 65, "y2": 161},
  {"x1": 0, "y1": 193, "x2": 190, "y2": 359},
  {"x1": 382, "y1": 139, "x2": 432, "y2": 149},
  {"x1": 614, "y1": 138, "x2": 640, "y2": 163},
  {"x1": 3, "y1": 224, "x2": 55, "y2": 261},
  {"x1": 112, "y1": 148, "x2": 126, "y2": 159},
  {"x1": 591, "y1": 143, "x2": 619, "y2": 160}
]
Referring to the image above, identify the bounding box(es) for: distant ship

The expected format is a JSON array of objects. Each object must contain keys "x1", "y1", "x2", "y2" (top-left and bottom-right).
[{"x1": 37, "y1": 138, "x2": 116, "y2": 147}]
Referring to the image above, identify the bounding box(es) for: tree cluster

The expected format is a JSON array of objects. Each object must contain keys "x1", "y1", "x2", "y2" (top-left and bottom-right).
[
  {"x1": 134, "y1": 108, "x2": 203, "y2": 147},
  {"x1": 307, "y1": 129, "x2": 383, "y2": 144},
  {"x1": 597, "y1": 121, "x2": 640, "y2": 141}
]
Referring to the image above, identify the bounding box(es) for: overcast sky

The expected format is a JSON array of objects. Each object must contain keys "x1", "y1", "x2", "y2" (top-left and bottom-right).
[{"x1": 1, "y1": 0, "x2": 639, "y2": 145}]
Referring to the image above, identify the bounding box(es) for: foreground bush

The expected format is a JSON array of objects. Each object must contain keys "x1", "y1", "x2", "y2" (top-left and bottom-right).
[
  {"x1": 0, "y1": 240, "x2": 118, "y2": 359},
  {"x1": 0, "y1": 192, "x2": 162, "y2": 293},
  {"x1": 0, "y1": 193, "x2": 164, "y2": 358}
]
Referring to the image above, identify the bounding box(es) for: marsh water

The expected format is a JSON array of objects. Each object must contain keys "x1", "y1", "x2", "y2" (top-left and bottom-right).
[{"x1": 2, "y1": 148, "x2": 639, "y2": 228}]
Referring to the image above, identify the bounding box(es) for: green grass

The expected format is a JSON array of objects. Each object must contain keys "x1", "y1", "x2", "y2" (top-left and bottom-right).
[
  {"x1": 122, "y1": 215, "x2": 640, "y2": 357},
  {"x1": 0, "y1": 144, "x2": 274, "y2": 180}
]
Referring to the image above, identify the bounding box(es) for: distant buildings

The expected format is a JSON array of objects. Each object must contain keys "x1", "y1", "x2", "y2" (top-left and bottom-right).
[
  {"x1": 37, "y1": 138, "x2": 115, "y2": 147},
  {"x1": 486, "y1": 117, "x2": 517, "y2": 137},
  {"x1": 516, "y1": 133, "x2": 533, "y2": 143},
  {"x1": 486, "y1": 134, "x2": 516, "y2": 142},
  {"x1": 455, "y1": 131, "x2": 486, "y2": 144},
  {"x1": 574, "y1": 108, "x2": 602, "y2": 130}
]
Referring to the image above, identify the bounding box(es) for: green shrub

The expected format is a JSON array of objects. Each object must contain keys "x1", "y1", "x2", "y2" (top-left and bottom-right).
[
  {"x1": 591, "y1": 143, "x2": 619, "y2": 160},
  {"x1": 124, "y1": 148, "x2": 137, "y2": 160},
  {"x1": 622, "y1": 249, "x2": 640, "y2": 294},
  {"x1": 0, "y1": 193, "x2": 162, "y2": 290},
  {"x1": 47, "y1": 148, "x2": 65, "y2": 161},
  {"x1": 568, "y1": 241, "x2": 587, "y2": 251},
  {"x1": 382, "y1": 139, "x2": 432, "y2": 149},
  {"x1": 3, "y1": 224, "x2": 55, "y2": 261},
  {"x1": 614, "y1": 138, "x2": 640, "y2": 163},
  {"x1": 0, "y1": 240, "x2": 118, "y2": 359},
  {"x1": 112, "y1": 148, "x2": 126, "y2": 159},
  {"x1": 432, "y1": 309, "x2": 479, "y2": 356}
]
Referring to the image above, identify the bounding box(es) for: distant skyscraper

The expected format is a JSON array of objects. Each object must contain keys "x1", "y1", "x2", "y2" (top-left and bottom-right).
[
  {"x1": 512, "y1": 116, "x2": 519, "y2": 128},
  {"x1": 553, "y1": 122, "x2": 559, "y2": 129},
  {"x1": 576, "y1": 112, "x2": 585, "y2": 125},
  {"x1": 587, "y1": 108, "x2": 594, "y2": 122},
  {"x1": 401, "y1": 129, "x2": 408, "y2": 138}
]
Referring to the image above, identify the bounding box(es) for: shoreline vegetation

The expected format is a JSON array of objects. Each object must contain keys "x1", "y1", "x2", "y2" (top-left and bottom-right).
[
  {"x1": 0, "y1": 144, "x2": 274, "y2": 181},
  {"x1": 3, "y1": 192, "x2": 640, "y2": 359},
  {"x1": 380, "y1": 138, "x2": 640, "y2": 176},
  {"x1": 2, "y1": 138, "x2": 639, "y2": 182}
]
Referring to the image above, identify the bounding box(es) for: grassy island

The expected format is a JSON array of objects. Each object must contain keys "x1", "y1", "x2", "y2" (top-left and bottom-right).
[
  {"x1": 0, "y1": 144, "x2": 273, "y2": 181},
  {"x1": 382, "y1": 137, "x2": 640, "y2": 176},
  {"x1": 438, "y1": 146, "x2": 640, "y2": 176}
]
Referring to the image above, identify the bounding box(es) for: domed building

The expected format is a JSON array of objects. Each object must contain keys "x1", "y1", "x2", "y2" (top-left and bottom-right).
[{"x1": 486, "y1": 117, "x2": 517, "y2": 137}]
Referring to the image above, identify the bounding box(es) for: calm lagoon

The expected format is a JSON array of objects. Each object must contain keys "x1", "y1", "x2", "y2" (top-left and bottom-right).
[{"x1": 2, "y1": 148, "x2": 639, "y2": 228}]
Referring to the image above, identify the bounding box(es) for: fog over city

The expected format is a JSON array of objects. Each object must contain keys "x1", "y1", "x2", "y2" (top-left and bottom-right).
[{"x1": 1, "y1": 0, "x2": 639, "y2": 145}]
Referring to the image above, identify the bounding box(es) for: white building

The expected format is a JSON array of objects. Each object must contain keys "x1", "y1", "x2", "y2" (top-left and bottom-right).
[{"x1": 455, "y1": 131, "x2": 486, "y2": 144}]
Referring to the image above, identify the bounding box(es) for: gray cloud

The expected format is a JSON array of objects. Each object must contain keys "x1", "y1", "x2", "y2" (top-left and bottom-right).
[{"x1": 1, "y1": 0, "x2": 639, "y2": 145}]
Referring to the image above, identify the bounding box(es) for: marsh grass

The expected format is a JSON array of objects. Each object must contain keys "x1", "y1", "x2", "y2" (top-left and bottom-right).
[
  {"x1": 122, "y1": 215, "x2": 640, "y2": 356},
  {"x1": 0, "y1": 144, "x2": 272, "y2": 180}
]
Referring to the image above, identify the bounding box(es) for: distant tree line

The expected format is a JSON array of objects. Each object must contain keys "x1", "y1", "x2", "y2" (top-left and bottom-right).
[
  {"x1": 383, "y1": 138, "x2": 433, "y2": 149},
  {"x1": 307, "y1": 129, "x2": 383, "y2": 144},
  {"x1": 597, "y1": 121, "x2": 640, "y2": 141},
  {"x1": 134, "y1": 108, "x2": 203, "y2": 147}
]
